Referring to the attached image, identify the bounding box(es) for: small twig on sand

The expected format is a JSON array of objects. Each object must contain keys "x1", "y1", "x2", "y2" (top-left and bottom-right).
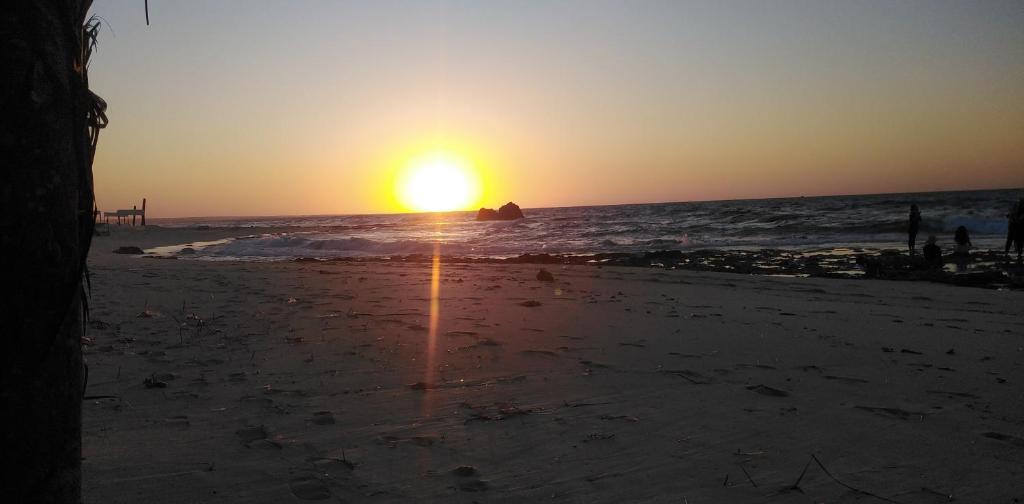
[
  {"x1": 740, "y1": 464, "x2": 757, "y2": 487},
  {"x1": 811, "y1": 454, "x2": 903, "y2": 504},
  {"x1": 788, "y1": 457, "x2": 813, "y2": 492}
]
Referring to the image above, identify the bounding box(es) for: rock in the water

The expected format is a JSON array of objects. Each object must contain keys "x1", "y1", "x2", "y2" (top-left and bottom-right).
[
  {"x1": 475, "y1": 208, "x2": 500, "y2": 221},
  {"x1": 497, "y1": 201, "x2": 524, "y2": 220},
  {"x1": 113, "y1": 246, "x2": 145, "y2": 255},
  {"x1": 476, "y1": 202, "x2": 524, "y2": 221},
  {"x1": 536, "y1": 268, "x2": 555, "y2": 282}
]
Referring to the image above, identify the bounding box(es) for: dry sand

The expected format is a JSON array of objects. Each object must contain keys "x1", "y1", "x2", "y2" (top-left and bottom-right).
[{"x1": 82, "y1": 226, "x2": 1024, "y2": 503}]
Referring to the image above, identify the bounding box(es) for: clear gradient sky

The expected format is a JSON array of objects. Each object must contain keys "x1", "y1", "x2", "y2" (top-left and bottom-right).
[{"x1": 90, "y1": 0, "x2": 1024, "y2": 217}]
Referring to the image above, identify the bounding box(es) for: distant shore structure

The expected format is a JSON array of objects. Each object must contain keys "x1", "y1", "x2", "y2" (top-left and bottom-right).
[
  {"x1": 103, "y1": 198, "x2": 147, "y2": 226},
  {"x1": 476, "y1": 201, "x2": 524, "y2": 221}
]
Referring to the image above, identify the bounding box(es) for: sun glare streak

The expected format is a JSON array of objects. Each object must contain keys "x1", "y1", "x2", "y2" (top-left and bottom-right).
[{"x1": 420, "y1": 238, "x2": 442, "y2": 418}]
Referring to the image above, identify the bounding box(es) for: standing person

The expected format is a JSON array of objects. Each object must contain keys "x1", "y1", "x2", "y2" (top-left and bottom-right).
[
  {"x1": 1007, "y1": 199, "x2": 1022, "y2": 259},
  {"x1": 954, "y1": 225, "x2": 972, "y2": 251},
  {"x1": 1008, "y1": 198, "x2": 1024, "y2": 262},
  {"x1": 908, "y1": 204, "x2": 922, "y2": 255}
]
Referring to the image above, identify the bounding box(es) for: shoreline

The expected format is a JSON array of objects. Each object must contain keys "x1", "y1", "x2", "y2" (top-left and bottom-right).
[{"x1": 103, "y1": 227, "x2": 1023, "y2": 290}]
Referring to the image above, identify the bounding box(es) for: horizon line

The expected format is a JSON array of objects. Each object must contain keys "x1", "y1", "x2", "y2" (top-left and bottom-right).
[{"x1": 142, "y1": 184, "x2": 1024, "y2": 221}]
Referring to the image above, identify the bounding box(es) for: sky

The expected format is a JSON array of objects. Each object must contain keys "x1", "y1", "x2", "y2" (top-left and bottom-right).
[{"x1": 89, "y1": 0, "x2": 1024, "y2": 217}]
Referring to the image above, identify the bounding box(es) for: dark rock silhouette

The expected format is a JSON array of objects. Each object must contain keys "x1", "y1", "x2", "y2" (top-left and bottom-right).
[
  {"x1": 475, "y1": 208, "x2": 499, "y2": 220},
  {"x1": 113, "y1": 246, "x2": 145, "y2": 255},
  {"x1": 536, "y1": 268, "x2": 555, "y2": 281},
  {"x1": 476, "y1": 202, "x2": 525, "y2": 221}
]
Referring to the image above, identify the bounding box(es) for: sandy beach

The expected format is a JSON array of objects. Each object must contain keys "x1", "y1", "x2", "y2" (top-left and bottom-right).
[{"x1": 81, "y1": 226, "x2": 1024, "y2": 503}]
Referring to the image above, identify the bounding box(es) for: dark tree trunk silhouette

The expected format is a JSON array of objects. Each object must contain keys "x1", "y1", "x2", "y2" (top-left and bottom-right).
[{"x1": 1, "y1": 1, "x2": 104, "y2": 502}]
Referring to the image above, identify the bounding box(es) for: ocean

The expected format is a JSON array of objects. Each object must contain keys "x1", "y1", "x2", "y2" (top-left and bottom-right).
[{"x1": 149, "y1": 188, "x2": 1020, "y2": 262}]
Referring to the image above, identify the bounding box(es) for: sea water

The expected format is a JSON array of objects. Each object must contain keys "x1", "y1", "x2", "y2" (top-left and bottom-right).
[{"x1": 150, "y1": 188, "x2": 1021, "y2": 261}]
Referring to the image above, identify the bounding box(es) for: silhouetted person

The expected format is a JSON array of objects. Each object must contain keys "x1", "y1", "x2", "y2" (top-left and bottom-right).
[
  {"x1": 954, "y1": 225, "x2": 971, "y2": 250},
  {"x1": 922, "y1": 235, "x2": 942, "y2": 268},
  {"x1": 1006, "y1": 198, "x2": 1023, "y2": 261},
  {"x1": 953, "y1": 225, "x2": 972, "y2": 271},
  {"x1": 907, "y1": 204, "x2": 921, "y2": 255}
]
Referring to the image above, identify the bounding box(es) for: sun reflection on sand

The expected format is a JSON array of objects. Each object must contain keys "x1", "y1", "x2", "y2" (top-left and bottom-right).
[{"x1": 420, "y1": 238, "x2": 442, "y2": 419}]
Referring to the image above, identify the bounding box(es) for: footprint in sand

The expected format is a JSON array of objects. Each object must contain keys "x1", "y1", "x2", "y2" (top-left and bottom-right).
[
  {"x1": 309, "y1": 411, "x2": 335, "y2": 425},
  {"x1": 746, "y1": 384, "x2": 790, "y2": 397},
  {"x1": 450, "y1": 466, "x2": 489, "y2": 492},
  {"x1": 164, "y1": 415, "x2": 190, "y2": 429},
  {"x1": 982, "y1": 432, "x2": 1024, "y2": 448},
  {"x1": 855, "y1": 406, "x2": 926, "y2": 421},
  {"x1": 236, "y1": 425, "x2": 268, "y2": 444},
  {"x1": 521, "y1": 349, "x2": 558, "y2": 357},
  {"x1": 289, "y1": 476, "x2": 331, "y2": 500}
]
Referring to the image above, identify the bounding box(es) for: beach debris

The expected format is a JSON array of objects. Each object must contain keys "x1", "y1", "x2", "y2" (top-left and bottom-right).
[
  {"x1": 563, "y1": 400, "x2": 614, "y2": 408},
  {"x1": 946, "y1": 348, "x2": 956, "y2": 355},
  {"x1": 739, "y1": 464, "x2": 758, "y2": 487},
  {"x1": 409, "y1": 381, "x2": 435, "y2": 390},
  {"x1": 308, "y1": 453, "x2": 356, "y2": 470},
  {"x1": 518, "y1": 300, "x2": 542, "y2": 307},
  {"x1": 583, "y1": 432, "x2": 616, "y2": 442},
  {"x1": 900, "y1": 348, "x2": 923, "y2": 355},
  {"x1": 289, "y1": 476, "x2": 331, "y2": 500},
  {"x1": 746, "y1": 384, "x2": 790, "y2": 397},
  {"x1": 137, "y1": 307, "x2": 159, "y2": 318},
  {"x1": 143, "y1": 375, "x2": 167, "y2": 389},
  {"x1": 285, "y1": 335, "x2": 304, "y2": 344},
  {"x1": 784, "y1": 454, "x2": 903, "y2": 504},
  {"x1": 536, "y1": 268, "x2": 555, "y2": 282},
  {"x1": 881, "y1": 347, "x2": 894, "y2": 353},
  {"x1": 113, "y1": 246, "x2": 145, "y2": 254},
  {"x1": 600, "y1": 414, "x2": 640, "y2": 422},
  {"x1": 286, "y1": 297, "x2": 298, "y2": 304}
]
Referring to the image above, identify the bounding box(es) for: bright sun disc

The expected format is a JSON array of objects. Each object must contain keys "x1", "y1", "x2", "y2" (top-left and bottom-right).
[{"x1": 397, "y1": 154, "x2": 480, "y2": 212}]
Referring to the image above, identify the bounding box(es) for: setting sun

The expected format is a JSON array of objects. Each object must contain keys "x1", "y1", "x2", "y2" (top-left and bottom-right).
[{"x1": 396, "y1": 153, "x2": 482, "y2": 212}]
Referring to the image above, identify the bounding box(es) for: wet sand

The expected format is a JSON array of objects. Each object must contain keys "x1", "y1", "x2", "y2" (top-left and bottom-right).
[{"x1": 83, "y1": 227, "x2": 1024, "y2": 503}]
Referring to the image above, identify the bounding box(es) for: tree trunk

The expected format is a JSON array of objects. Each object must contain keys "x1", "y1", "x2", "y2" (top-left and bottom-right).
[{"x1": 1, "y1": 1, "x2": 101, "y2": 502}]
